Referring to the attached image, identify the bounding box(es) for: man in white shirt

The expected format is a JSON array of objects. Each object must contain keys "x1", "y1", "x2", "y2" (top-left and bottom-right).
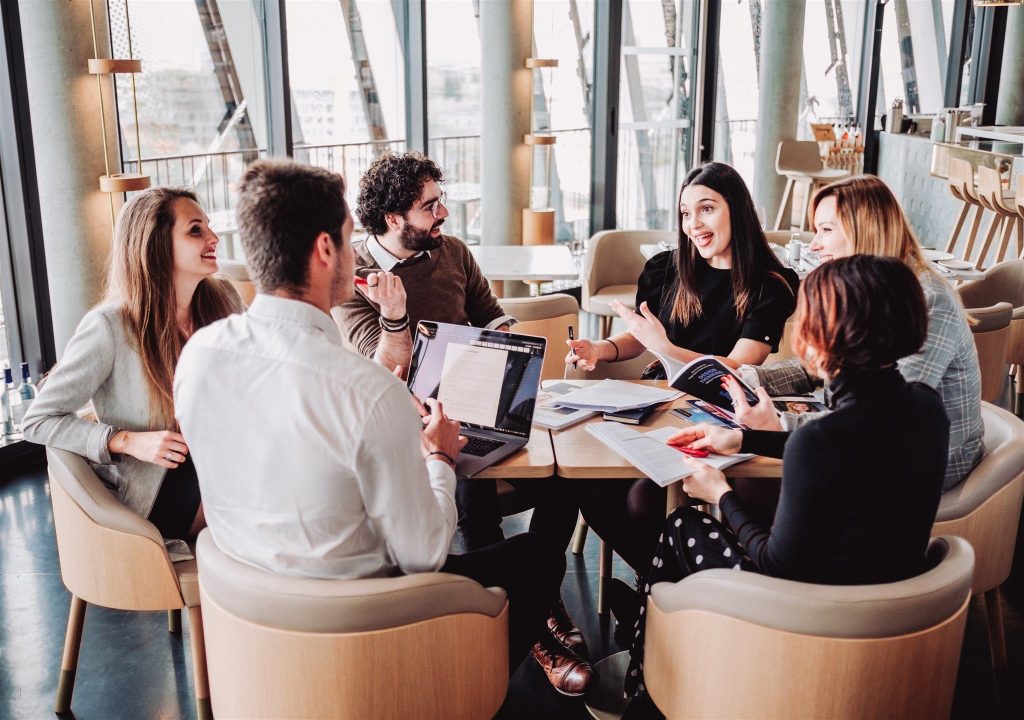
[{"x1": 174, "y1": 159, "x2": 566, "y2": 680}]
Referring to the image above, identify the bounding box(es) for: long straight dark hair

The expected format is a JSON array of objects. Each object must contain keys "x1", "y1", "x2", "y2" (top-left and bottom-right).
[{"x1": 671, "y1": 162, "x2": 791, "y2": 325}]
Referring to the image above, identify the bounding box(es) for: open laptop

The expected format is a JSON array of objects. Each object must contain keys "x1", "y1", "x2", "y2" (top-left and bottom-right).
[{"x1": 407, "y1": 321, "x2": 546, "y2": 478}]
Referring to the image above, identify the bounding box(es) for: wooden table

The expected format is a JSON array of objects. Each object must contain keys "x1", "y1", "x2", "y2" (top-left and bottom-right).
[
  {"x1": 475, "y1": 426, "x2": 555, "y2": 479},
  {"x1": 468, "y1": 244, "x2": 579, "y2": 297},
  {"x1": 549, "y1": 380, "x2": 783, "y2": 510}
]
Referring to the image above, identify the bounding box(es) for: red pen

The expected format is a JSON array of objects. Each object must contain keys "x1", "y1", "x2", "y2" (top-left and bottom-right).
[
  {"x1": 674, "y1": 445, "x2": 709, "y2": 458},
  {"x1": 353, "y1": 275, "x2": 369, "y2": 287}
]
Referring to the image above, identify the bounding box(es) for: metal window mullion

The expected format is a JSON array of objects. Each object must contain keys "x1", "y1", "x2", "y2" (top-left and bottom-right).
[
  {"x1": 264, "y1": 0, "x2": 292, "y2": 157},
  {"x1": 589, "y1": 0, "x2": 622, "y2": 234},
  {"x1": 696, "y1": 0, "x2": 720, "y2": 166},
  {"x1": 943, "y1": 0, "x2": 971, "y2": 109},
  {"x1": 395, "y1": 0, "x2": 427, "y2": 154},
  {"x1": 856, "y1": 0, "x2": 886, "y2": 174},
  {"x1": 0, "y1": 0, "x2": 54, "y2": 372}
]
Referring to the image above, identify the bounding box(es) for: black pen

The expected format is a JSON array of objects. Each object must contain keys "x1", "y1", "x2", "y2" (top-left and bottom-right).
[{"x1": 567, "y1": 325, "x2": 578, "y2": 368}]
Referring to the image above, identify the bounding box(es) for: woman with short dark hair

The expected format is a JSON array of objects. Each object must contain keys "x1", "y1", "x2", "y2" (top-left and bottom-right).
[{"x1": 620, "y1": 255, "x2": 949, "y2": 717}]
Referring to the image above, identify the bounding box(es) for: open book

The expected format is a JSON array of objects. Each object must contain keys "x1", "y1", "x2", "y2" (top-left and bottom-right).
[
  {"x1": 586, "y1": 423, "x2": 754, "y2": 488},
  {"x1": 651, "y1": 350, "x2": 759, "y2": 414}
]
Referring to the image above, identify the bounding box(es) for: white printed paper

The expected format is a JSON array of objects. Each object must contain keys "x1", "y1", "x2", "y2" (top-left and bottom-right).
[{"x1": 437, "y1": 343, "x2": 508, "y2": 427}]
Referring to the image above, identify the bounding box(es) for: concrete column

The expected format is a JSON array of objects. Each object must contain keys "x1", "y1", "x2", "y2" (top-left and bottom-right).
[
  {"x1": 479, "y1": 0, "x2": 532, "y2": 249},
  {"x1": 751, "y1": 0, "x2": 806, "y2": 218},
  {"x1": 20, "y1": 0, "x2": 123, "y2": 357},
  {"x1": 996, "y1": 6, "x2": 1024, "y2": 126}
]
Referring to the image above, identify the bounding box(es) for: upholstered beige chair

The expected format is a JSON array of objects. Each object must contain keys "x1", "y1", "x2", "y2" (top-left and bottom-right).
[
  {"x1": 963, "y1": 302, "x2": 1013, "y2": 403},
  {"x1": 500, "y1": 293, "x2": 580, "y2": 382},
  {"x1": 582, "y1": 230, "x2": 675, "y2": 338},
  {"x1": 196, "y1": 530, "x2": 509, "y2": 720},
  {"x1": 959, "y1": 260, "x2": 1024, "y2": 413},
  {"x1": 932, "y1": 401, "x2": 1024, "y2": 670},
  {"x1": 47, "y1": 448, "x2": 210, "y2": 719},
  {"x1": 218, "y1": 259, "x2": 255, "y2": 305},
  {"x1": 642, "y1": 536, "x2": 974, "y2": 719}
]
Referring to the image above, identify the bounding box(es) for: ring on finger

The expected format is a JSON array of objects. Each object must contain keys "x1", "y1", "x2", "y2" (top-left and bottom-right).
[{"x1": 165, "y1": 452, "x2": 174, "y2": 461}]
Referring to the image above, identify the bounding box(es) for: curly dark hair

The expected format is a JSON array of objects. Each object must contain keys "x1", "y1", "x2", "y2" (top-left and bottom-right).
[{"x1": 356, "y1": 152, "x2": 444, "y2": 236}]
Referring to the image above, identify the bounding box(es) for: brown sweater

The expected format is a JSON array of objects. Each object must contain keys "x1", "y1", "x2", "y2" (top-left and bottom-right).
[{"x1": 334, "y1": 235, "x2": 509, "y2": 357}]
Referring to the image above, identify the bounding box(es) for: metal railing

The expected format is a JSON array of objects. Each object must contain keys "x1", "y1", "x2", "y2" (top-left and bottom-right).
[{"x1": 123, "y1": 148, "x2": 265, "y2": 215}]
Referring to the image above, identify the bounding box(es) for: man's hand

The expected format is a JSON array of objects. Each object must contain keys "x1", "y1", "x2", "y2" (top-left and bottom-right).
[
  {"x1": 364, "y1": 271, "x2": 407, "y2": 320},
  {"x1": 667, "y1": 423, "x2": 743, "y2": 455},
  {"x1": 610, "y1": 300, "x2": 669, "y2": 354},
  {"x1": 420, "y1": 398, "x2": 467, "y2": 468},
  {"x1": 681, "y1": 459, "x2": 731, "y2": 505},
  {"x1": 723, "y1": 375, "x2": 782, "y2": 431}
]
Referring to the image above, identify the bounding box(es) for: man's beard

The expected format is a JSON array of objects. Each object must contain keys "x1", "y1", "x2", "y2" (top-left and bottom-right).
[{"x1": 399, "y1": 220, "x2": 444, "y2": 252}]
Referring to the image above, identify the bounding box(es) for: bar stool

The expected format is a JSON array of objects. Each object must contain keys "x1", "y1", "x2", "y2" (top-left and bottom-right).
[
  {"x1": 973, "y1": 166, "x2": 1020, "y2": 270},
  {"x1": 945, "y1": 157, "x2": 987, "y2": 260},
  {"x1": 772, "y1": 140, "x2": 848, "y2": 231}
]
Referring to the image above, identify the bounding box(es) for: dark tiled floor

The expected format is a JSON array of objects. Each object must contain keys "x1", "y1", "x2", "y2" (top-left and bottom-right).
[{"x1": 2, "y1": 464, "x2": 1023, "y2": 719}]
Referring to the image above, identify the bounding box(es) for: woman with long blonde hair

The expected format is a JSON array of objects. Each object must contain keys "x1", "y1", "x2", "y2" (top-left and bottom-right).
[
  {"x1": 731, "y1": 174, "x2": 983, "y2": 491},
  {"x1": 23, "y1": 187, "x2": 244, "y2": 544}
]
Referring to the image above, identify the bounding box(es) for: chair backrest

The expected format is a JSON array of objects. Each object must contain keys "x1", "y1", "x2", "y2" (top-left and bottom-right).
[
  {"x1": 582, "y1": 230, "x2": 674, "y2": 311},
  {"x1": 977, "y1": 166, "x2": 1013, "y2": 214},
  {"x1": 934, "y1": 402, "x2": 1024, "y2": 593},
  {"x1": 959, "y1": 260, "x2": 1024, "y2": 365},
  {"x1": 644, "y1": 536, "x2": 974, "y2": 719},
  {"x1": 196, "y1": 530, "x2": 509, "y2": 719},
  {"x1": 46, "y1": 448, "x2": 184, "y2": 610},
  {"x1": 964, "y1": 302, "x2": 1013, "y2": 402},
  {"x1": 948, "y1": 157, "x2": 977, "y2": 202},
  {"x1": 499, "y1": 294, "x2": 580, "y2": 381},
  {"x1": 218, "y1": 260, "x2": 256, "y2": 306},
  {"x1": 775, "y1": 140, "x2": 824, "y2": 175}
]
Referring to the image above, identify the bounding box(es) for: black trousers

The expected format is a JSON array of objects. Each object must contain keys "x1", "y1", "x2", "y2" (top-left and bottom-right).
[
  {"x1": 579, "y1": 478, "x2": 666, "y2": 571},
  {"x1": 147, "y1": 455, "x2": 202, "y2": 540},
  {"x1": 624, "y1": 507, "x2": 753, "y2": 698},
  {"x1": 455, "y1": 476, "x2": 581, "y2": 553},
  {"x1": 441, "y1": 532, "x2": 566, "y2": 671}
]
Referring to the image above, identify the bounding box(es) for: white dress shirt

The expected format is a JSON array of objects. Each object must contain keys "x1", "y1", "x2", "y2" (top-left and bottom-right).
[{"x1": 174, "y1": 294, "x2": 457, "y2": 579}]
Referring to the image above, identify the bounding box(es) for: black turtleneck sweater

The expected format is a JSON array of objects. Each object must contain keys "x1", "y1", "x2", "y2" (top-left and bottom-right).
[{"x1": 720, "y1": 367, "x2": 949, "y2": 585}]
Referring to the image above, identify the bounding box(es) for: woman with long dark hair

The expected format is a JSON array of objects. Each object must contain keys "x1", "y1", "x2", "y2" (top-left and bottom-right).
[
  {"x1": 23, "y1": 187, "x2": 244, "y2": 548},
  {"x1": 569, "y1": 163, "x2": 799, "y2": 582},
  {"x1": 567, "y1": 162, "x2": 798, "y2": 374}
]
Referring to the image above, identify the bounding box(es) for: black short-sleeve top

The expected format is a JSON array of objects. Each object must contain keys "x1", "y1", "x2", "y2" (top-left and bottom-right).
[{"x1": 635, "y1": 251, "x2": 800, "y2": 357}]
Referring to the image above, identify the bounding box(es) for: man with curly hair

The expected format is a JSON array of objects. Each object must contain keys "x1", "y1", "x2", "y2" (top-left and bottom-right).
[
  {"x1": 332, "y1": 151, "x2": 514, "y2": 371},
  {"x1": 333, "y1": 151, "x2": 593, "y2": 697}
]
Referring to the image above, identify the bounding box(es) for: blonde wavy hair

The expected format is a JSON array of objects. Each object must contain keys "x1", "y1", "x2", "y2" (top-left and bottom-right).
[
  {"x1": 105, "y1": 187, "x2": 243, "y2": 428},
  {"x1": 810, "y1": 174, "x2": 934, "y2": 277}
]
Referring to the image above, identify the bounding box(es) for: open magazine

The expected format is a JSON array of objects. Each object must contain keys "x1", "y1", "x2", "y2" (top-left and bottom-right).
[
  {"x1": 650, "y1": 350, "x2": 760, "y2": 414},
  {"x1": 586, "y1": 423, "x2": 754, "y2": 487}
]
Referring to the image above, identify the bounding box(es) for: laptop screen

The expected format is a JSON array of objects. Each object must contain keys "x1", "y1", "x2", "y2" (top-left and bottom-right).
[{"x1": 406, "y1": 321, "x2": 546, "y2": 439}]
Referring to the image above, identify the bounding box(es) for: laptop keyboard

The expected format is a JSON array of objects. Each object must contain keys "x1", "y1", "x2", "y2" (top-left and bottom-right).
[{"x1": 462, "y1": 436, "x2": 507, "y2": 457}]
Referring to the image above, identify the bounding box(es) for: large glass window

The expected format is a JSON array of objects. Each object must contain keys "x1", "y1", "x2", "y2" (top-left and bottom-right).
[
  {"x1": 285, "y1": 0, "x2": 406, "y2": 196},
  {"x1": 616, "y1": 0, "x2": 700, "y2": 231},
  {"x1": 109, "y1": 0, "x2": 271, "y2": 256},
  {"x1": 533, "y1": 0, "x2": 594, "y2": 245},
  {"x1": 716, "y1": 1, "x2": 867, "y2": 188},
  {"x1": 879, "y1": 0, "x2": 957, "y2": 119}
]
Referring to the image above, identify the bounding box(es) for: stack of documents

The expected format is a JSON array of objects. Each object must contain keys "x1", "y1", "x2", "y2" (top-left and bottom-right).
[
  {"x1": 586, "y1": 423, "x2": 754, "y2": 487},
  {"x1": 553, "y1": 380, "x2": 681, "y2": 414}
]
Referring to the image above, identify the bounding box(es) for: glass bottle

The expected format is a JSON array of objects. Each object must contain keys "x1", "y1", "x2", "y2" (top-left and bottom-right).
[
  {"x1": 18, "y1": 362, "x2": 37, "y2": 418},
  {"x1": 3, "y1": 367, "x2": 23, "y2": 439}
]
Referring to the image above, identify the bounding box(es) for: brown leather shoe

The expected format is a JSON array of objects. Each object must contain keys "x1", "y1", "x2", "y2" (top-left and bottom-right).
[
  {"x1": 531, "y1": 637, "x2": 593, "y2": 696},
  {"x1": 547, "y1": 600, "x2": 590, "y2": 657}
]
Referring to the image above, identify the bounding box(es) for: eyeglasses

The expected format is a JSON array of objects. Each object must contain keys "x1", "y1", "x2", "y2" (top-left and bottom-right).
[{"x1": 423, "y1": 191, "x2": 447, "y2": 218}]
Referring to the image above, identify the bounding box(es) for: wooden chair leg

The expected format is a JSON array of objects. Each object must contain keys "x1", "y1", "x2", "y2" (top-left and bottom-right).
[
  {"x1": 962, "y1": 205, "x2": 985, "y2": 262},
  {"x1": 571, "y1": 515, "x2": 589, "y2": 555},
  {"x1": 946, "y1": 202, "x2": 971, "y2": 254},
  {"x1": 54, "y1": 595, "x2": 87, "y2": 713},
  {"x1": 187, "y1": 606, "x2": 212, "y2": 720},
  {"x1": 995, "y1": 217, "x2": 1016, "y2": 265},
  {"x1": 973, "y1": 214, "x2": 1002, "y2": 269},
  {"x1": 168, "y1": 608, "x2": 181, "y2": 634},
  {"x1": 597, "y1": 540, "x2": 613, "y2": 616},
  {"x1": 773, "y1": 177, "x2": 794, "y2": 231},
  {"x1": 984, "y1": 588, "x2": 1009, "y2": 670}
]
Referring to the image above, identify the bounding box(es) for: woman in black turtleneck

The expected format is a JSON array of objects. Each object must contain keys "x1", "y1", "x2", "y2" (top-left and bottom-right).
[{"x1": 621, "y1": 255, "x2": 950, "y2": 716}]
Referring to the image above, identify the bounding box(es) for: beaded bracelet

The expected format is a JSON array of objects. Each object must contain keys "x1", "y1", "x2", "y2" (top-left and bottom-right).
[{"x1": 427, "y1": 450, "x2": 457, "y2": 468}]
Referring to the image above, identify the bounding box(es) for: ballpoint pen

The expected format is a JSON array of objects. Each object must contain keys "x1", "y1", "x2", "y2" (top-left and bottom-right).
[{"x1": 567, "y1": 325, "x2": 578, "y2": 368}]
